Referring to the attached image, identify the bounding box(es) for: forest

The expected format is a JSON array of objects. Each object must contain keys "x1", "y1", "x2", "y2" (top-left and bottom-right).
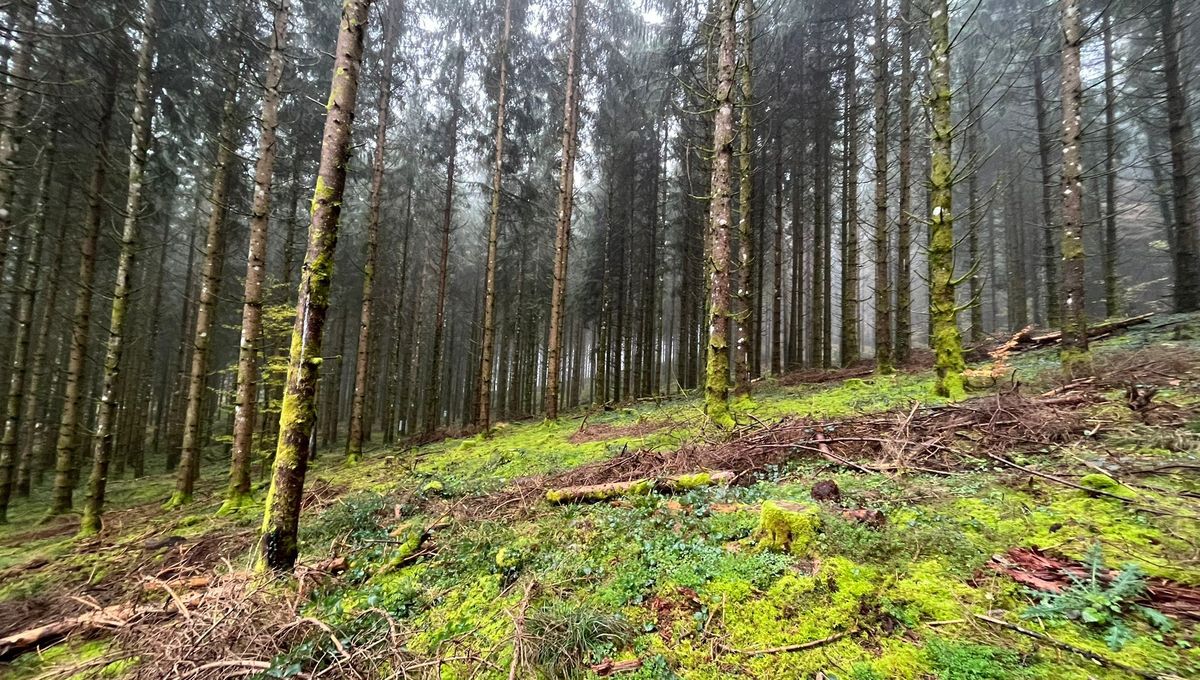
[{"x1": 1, "y1": 0, "x2": 1200, "y2": 677}]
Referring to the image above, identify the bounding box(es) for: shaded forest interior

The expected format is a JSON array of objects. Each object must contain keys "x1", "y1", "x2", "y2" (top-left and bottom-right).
[{"x1": 2, "y1": 0, "x2": 1200, "y2": 677}]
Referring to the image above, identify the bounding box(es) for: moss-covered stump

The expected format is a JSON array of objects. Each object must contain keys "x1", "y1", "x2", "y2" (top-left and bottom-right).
[{"x1": 754, "y1": 500, "x2": 820, "y2": 556}]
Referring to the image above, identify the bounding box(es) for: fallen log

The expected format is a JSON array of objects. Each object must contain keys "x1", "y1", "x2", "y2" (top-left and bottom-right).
[
  {"x1": 0, "y1": 592, "x2": 202, "y2": 662},
  {"x1": 591, "y1": 659, "x2": 644, "y2": 675},
  {"x1": 545, "y1": 471, "x2": 735, "y2": 504},
  {"x1": 1012, "y1": 313, "x2": 1154, "y2": 350}
]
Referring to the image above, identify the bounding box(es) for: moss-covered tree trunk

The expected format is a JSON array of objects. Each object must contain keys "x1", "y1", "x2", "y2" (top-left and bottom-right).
[
  {"x1": 0, "y1": 118, "x2": 59, "y2": 523},
  {"x1": 257, "y1": 0, "x2": 371, "y2": 573},
  {"x1": 544, "y1": 0, "x2": 583, "y2": 421},
  {"x1": 477, "y1": 0, "x2": 513, "y2": 432},
  {"x1": 894, "y1": 0, "x2": 913, "y2": 364},
  {"x1": 771, "y1": 123, "x2": 784, "y2": 377},
  {"x1": 225, "y1": 0, "x2": 290, "y2": 512},
  {"x1": 169, "y1": 74, "x2": 242, "y2": 509},
  {"x1": 928, "y1": 0, "x2": 964, "y2": 398},
  {"x1": 704, "y1": 0, "x2": 736, "y2": 429},
  {"x1": 79, "y1": 0, "x2": 158, "y2": 535},
  {"x1": 733, "y1": 0, "x2": 754, "y2": 398},
  {"x1": 46, "y1": 66, "x2": 118, "y2": 519},
  {"x1": 872, "y1": 0, "x2": 892, "y2": 374},
  {"x1": 347, "y1": 0, "x2": 395, "y2": 459},
  {"x1": 1058, "y1": 0, "x2": 1089, "y2": 374}
]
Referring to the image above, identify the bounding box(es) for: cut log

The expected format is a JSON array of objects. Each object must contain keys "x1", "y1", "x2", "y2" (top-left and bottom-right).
[
  {"x1": 1012, "y1": 313, "x2": 1154, "y2": 350},
  {"x1": 545, "y1": 471, "x2": 735, "y2": 504},
  {"x1": 591, "y1": 659, "x2": 643, "y2": 676}
]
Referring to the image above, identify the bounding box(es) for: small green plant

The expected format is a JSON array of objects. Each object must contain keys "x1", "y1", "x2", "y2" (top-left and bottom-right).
[
  {"x1": 1021, "y1": 543, "x2": 1172, "y2": 650},
  {"x1": 520, "y1": 602, "x2": 633, "y2": 679},
  {"x1": 926, "y1": 638, "x2": 1025, "y2": 679}
]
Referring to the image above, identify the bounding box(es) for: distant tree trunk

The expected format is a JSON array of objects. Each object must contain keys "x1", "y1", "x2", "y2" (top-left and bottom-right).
[
  {"x1": 169, "y1": 71, "x2": 243, "y2": 509},
  {"x1": 704, "y1": 0, "x2": 736, "y2": 429},
  {"x1": 0, "y1": 0, "x2": 36, "y2": 283},
  {"x1": 0, "y1": 120, "x2": 59, "y2": 522},
  {"x1": 771, "y1": 123, "x2": 784, "y2": 377},
  {"x1": 966, "y1": 62, "x2": 984, "y2": 343},
  {"x1": 1005, "y1": 171, "x2": 1028, "y2": 328},
  {"x1": 894, "y1": 0, "x2": 913, "y2": 363},
  {"x1": 1161, "y1": 0, "x2": 1199, "y2": 311},
  {"x1": 841, "y1": 12, "x2": 861, "y2": 367},
  {"x1": 79, "y1": 0, "x2": 158, "y2": 535},
  {"x1": 258, "y1": 0, "x2": 371, "y2": 573},
  {"x1": 733, "y1": 0, "x2": 754, "y2": 397},
  {"x1": 225, "y1": 0, "x2": 289, "y2": 511},
  {"x1": 1101, "y1": 9, "x2": 1119, "y2": 317},
  {"x1": 17, "y1": 185, "x2": 71, "y2": 494},
  {"x1": 872, "y1": 0, "x2": 892, "y2": 374},
  {"x1": 46, "y1": 66, "x2": 118, "y2": 519},
  {"x1": 544, "y1": 0, "x2": 583, "y2": 420},
  {"x1": 477, "y1": 0, "x2": 513, "y2": 431},
  {"x1": 348, "y1": 1, "x2": 395, "y2": 458},
  {"x1": 383, "y1": 184, "x2": 412, "y2": 443},
  {"x1": 928, "y1": 0, "x2": 964, "y2": 398},
  {"x1": 424, "y1": 48, "x2": 465, "y2": 435},
  {"x1": 164, "y1": 207, "x2": 199, "y2": 472},
  {"x1": 1032, "y1": 45, "x2": 1060, "y2": 326},
  {"x1": 1058, "y1": 0, "x2": 1088, "y2": 373}
]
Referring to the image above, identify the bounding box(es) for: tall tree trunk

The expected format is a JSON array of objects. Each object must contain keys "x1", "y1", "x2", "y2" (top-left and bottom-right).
[
  {"x1": 477, "y1": 0, "x2": 513, "y2": 431},
  {"x1": 894, "y1": 0, "x2": 913, "y2": 363},
  {"x1": 225, "y1": 0, "x2": 290, "y2": 511},
  {"x1": 1161, "y1": 0, "x2": 1200, "y2": 311},
  {"x1": 0, "y1": 0, "x2": 36, "y2": 284},
  {"x1": 771, "y1": 122, "x2": 784, "y2": 376},
  {"x1": 424, "y1": 48, "x2": 465, "y2": 435},
  {"x1": 733, "y1": 0, "x2": 754, "y2": 397},
  {"x1": 0, "y1": 118, "x2": 59, "y2": 522},
  {"x1": 46, "y1": 65, "x2": 119, "y2": 519},
  {"x1": 169, "y1": 70, "x2": 243, "y2": 509},
  {"x1": 258, "y1": 0, "x2": 371, "y2": 573},
  {"x1": 872, "y1": 0, "x2": 892, "y2": 374},
  {"x1": 1032, "y1": 46, "x2": 1060, "y2": 326},
  {"x1": 17, "y1": 185, "x2": 72, "y2": 494},
  {"x1": 840, "y1": 13, "x2": 861, "y2": 367},
  {"x1": 79, "y1": 0, "x2": 159, "y2": 534},
  {"x1": 1101, "y1": 10, "x2": 1119, "y2": 317},
  {"x1": 1058, "y1": 0, "x2": 1088, "y2": 373},
  {"x1": 704, "y1": 0, "x2": 736, "y2": 429},
  {"x1": 347, "y1": 0, "x2": 396, "y2": 459},
  {"x1": 966, "y1": 62, "x2": 984, "y2": 343},
  {"x1": 544, "y1": 0, "x2": 583, "y2": 420},
  {"x1": 928, "y1": 0, "x2": 965, "y2": 398}
]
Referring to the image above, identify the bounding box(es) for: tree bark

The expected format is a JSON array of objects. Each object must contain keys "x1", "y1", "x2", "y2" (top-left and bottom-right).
[
  {"x1": 347, "y1": 0, "x2": 396, "y2": 458},
  {"x1": 79, "y1": 0, "x2": 159, "y2": 535},
  {"x1": 258, "y1": 0, "x2": 372, "y2": 573},
  {"x1": 733, "y1": 0, "x2": 754, "y2": 397},
  {"x1": 423, "y1": 48, "x2": 465, "y2": 435},
  {"x1": 169, "y1": 68, "x2": 243, "y2": 509},
  {"x1": 477, "y1": 0, "x2": 514, "y2": 431},
  {"x1": 0, "y1": 0, "x2": 37, "y2": 284},
  {"x1": 544, "y1": 0, "x2": 583, "y2": 420},
  {"x1": 46, "y1": 65, "x2": 119, "y2": 520},
  {"x1": 1032, "y1": 44, "x2": 1060, "y2": 326},
  {"x1": 894, "y1": 0, "x2": 913, "y2": 363},
  {"x1": 704, "y1": 0, "x2": 737, "y2": 429},
  {"x1": 224, "y1": 0, "x2": 290, "y2": 512},
  {"x1": 1101, "y1": 9, "x2": 1119, "y2": 318},
  {"x1": 872, "y1": 0, "x2": 892, "y2": 374},
  {"x1": 0, "y1": 115, "x2": 59, "y2": 522},
  {"x1": 840, "y1": 12, "x2": 861, "y2": 367},
  {"x1": 928, "y1": 0, "x2": 964, "y2": 398},
  {"x1": 1058, "y1": 0, "x2": 1088, "y2": 374},
  {"x1": 1161, "y1": 0, "x2": 1200, "y2": 311}
]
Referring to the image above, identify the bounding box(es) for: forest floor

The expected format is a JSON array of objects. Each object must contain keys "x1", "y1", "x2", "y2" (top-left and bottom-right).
[{"x1": 2, "y1": 317, "x2": 1200, "y2": 679}]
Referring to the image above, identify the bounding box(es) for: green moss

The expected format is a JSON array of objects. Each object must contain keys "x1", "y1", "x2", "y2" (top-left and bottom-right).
[
  {"x1": 672, "y1": 472, "x2": 714, "y2": 490},
  {"x1": 1078, "y1": 473, "x2": 1136, "y2": 499},
  {"x1": 754, "y1": 500, "x2": 820, "y2": 555}
]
